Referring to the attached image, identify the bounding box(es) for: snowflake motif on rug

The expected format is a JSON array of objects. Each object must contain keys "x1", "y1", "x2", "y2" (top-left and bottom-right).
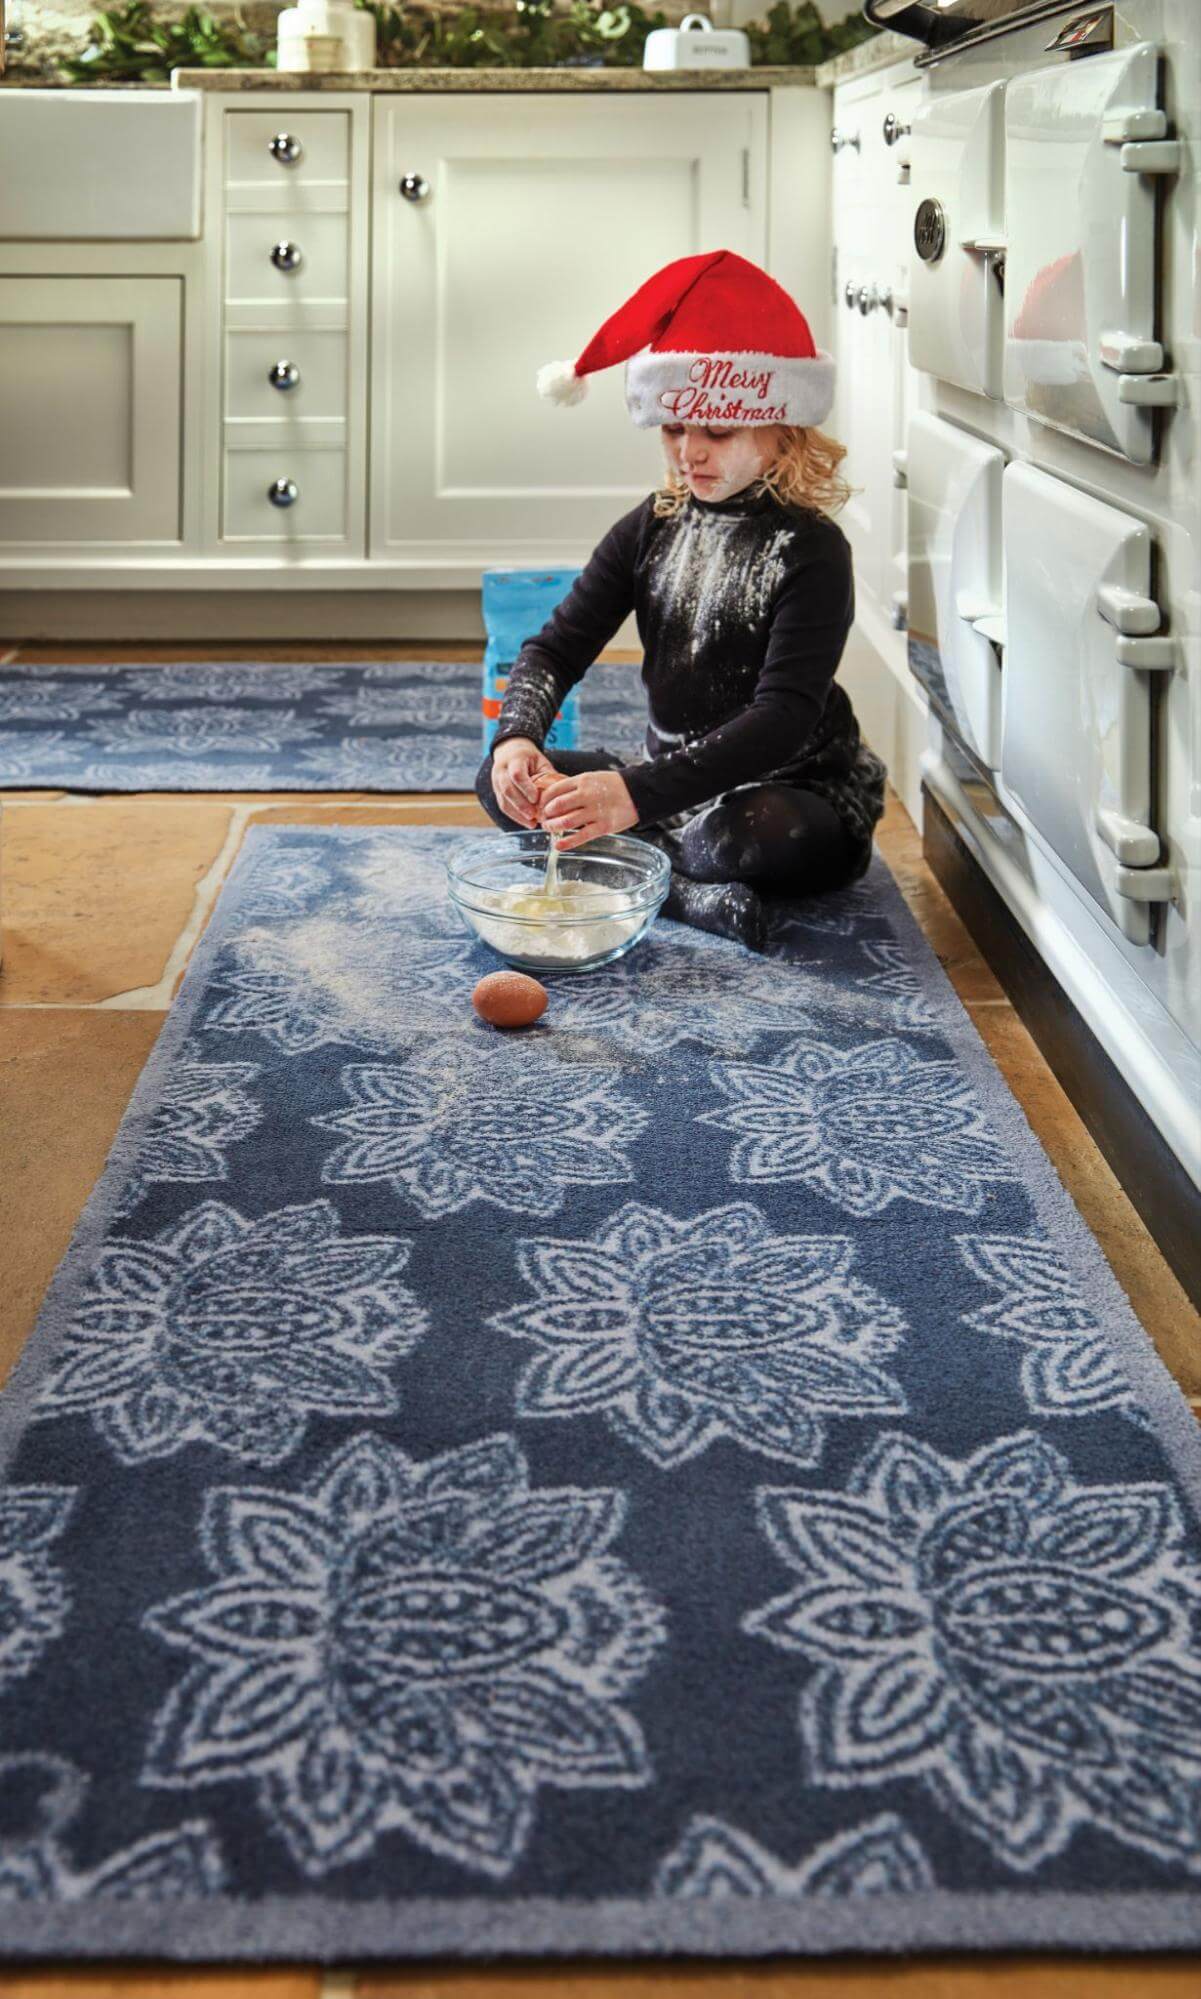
[
  {"x1": 0, "y1": 1488, "x2": 76, "y2": 1696},
  {"x1": 699, "y1": 1036, "x2": 1014, "y2": 1217},
  {"x1": 297, "y1": 736, "x2": 474, "y2": 788},
  {"x1": 768, "y1": 881, "x2": 884, "y2": 940},
  {"x1": 852, "y1": 939, "x2": 940, "y2": 1030},
  {"x1": 111, "y1": 1059, "x2": 263, "y2": 1219},
  {"x1": 236, "y1": 855, "x2": 333, "y2": 918},
  {"x1": 318, "y1": 686, "x2": 472, "y2": 729},
  {"x1": 315, "y1": 1045, "x2": 648, "y2": 1218},
  {"x1": 142, "y1": 663, "x2": 346, "y2": 703},
  {"x1": 0, "y1": 679, "x2": 123, "y2": 722},
  {"x1": 654, "y1": 1811, "x2": 934, "y2": 1898},
  {"x1": 77, "y1": 759, "x2": 280, "y2": 791},
  {"x1": 363, "y1": 661, "x2": 463, "y2": 683},
  {"x1": 32, "y1": 1200, "x2": 427, "y2": 1466},
  {"x1": 489, "y1": 1201, "x2": 907, "y2": 1469},
  {"x1": 955, "y1": 1234, "x2": 1145, "y2": 1423},
  {"x1": 538, "y1": 932, "x2": 821, "y2": 1058},
  {"x1": 86, "y1": 708, "x2": 321, "y2": 755},
  {"x1": 348, "y1": 843, "x2": 453, "y2": 921},
  {"x1": 141, "y1": 1432, "x2": 666, "y2": 1878},
  {"x1": 0, "y1": 1754, "x2": 224, "y2": 1902},
  {"x1": 743, "y1": 1429, "x2": 1201, "y2": 1876},
  {"x1": 0, "y1": 734, "x2": 82, "y2": 782},
  {"x1": 202, "y1": 922, "x2": 477, "y2": 1054}
]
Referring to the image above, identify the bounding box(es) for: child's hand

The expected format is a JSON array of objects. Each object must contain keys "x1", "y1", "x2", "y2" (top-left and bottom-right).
[
  {"x1": 491, "y1": 738, "x2": 559, "y2": 829},
  {"x1": 539, "y1": 771, "x2": 639, "y2": 850}
]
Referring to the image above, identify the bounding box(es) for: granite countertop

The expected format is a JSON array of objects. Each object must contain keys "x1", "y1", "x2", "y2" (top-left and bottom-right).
[{"x1": 167, "y1": 64, "x2": 817, "y2": 91}]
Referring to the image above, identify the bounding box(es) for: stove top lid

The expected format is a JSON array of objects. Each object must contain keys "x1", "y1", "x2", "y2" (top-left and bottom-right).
[{"x1": 862, "y1": 0, "x2": 1097, "y2": 52}]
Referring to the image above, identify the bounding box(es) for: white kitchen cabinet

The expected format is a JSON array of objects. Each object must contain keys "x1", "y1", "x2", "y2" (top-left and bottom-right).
[
  {"x1": 830, "y1": 66, "x2": 920, "y2": 631},
  {"x1": 0, "y1": 81, "x2": 821, "y2": 598},
  {"x1": 216, "y1": 99, "x2": 369, "y2": 551},
  {"x1": 827, "y1": 61, "x2": 927, "y2": 827},
  {"x1": 0, "y1": 273, "x2": 183, "y2": 543},
  {"x1": 369, "y1": 93, "x2": 769, "y2": 570}
]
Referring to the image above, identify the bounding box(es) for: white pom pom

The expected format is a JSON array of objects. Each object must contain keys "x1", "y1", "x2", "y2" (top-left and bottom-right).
[{"x1": 537, "y1": 359, "x2": 589, "y2": 406}]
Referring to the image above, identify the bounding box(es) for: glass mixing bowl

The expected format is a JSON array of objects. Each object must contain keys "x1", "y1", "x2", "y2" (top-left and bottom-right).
[{"x1": 445, "y1": 831, "x2": 671, "y2": 974}]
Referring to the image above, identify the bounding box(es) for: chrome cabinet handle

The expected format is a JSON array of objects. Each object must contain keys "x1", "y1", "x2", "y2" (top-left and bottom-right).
[
  {"x1": 270, "y1": 241, "x2": 302, "y2": 272},
  {"x1": 268, "y1": 479, "x2": 299, "y2": 508},
  {"x1": 269, "y1": 132, "x2": 303, "y2": 165},
  {"x1": 830, "y1": 127, "x2": 860, "y2": 153},
  {"x1": 882, "y1": 112, "x2": 911, "y2": 147},
  {"x1": 399, "y1": 173, "x2": 431, "y2": 201},
  {"x1": 268, "y1": 361, "x2": 300, "y2": 391}
]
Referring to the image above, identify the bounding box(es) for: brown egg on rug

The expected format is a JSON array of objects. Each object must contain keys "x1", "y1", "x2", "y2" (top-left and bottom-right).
[{"x1": 472, "y1": 970, "x2": 549, "y2": 1030}]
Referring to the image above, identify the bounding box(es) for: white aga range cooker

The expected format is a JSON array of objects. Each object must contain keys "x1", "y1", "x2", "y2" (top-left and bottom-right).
[{"x1": 865, "y1": 0, "x2": 1200, "y2": 1287}]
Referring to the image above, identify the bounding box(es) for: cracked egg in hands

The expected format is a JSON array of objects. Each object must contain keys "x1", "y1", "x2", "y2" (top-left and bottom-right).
[{"x1": 445, "y1": 829, "x2": 671, "y2": 974}]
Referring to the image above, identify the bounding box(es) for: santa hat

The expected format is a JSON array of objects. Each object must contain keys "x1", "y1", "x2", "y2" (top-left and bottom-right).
[{"x1": 537, "y1": 248, "x2": 835, "y2": 429}]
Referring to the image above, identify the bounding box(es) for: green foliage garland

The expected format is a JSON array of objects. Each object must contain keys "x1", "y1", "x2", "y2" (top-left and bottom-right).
[
  {"x1": 57, "y1": 0, "x2": 876, "y2": 84},
  {"x1": 60, "y1": 1, "x2": 277, "y2": 80}
]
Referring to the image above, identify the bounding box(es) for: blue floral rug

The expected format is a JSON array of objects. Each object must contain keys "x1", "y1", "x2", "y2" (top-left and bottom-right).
[
  {"x1": 1, "y1": 824, "x2": 1199, "y2": 1961},
  {"x1": 0, "y1": 659, "x2": 645, "y2": 792}
]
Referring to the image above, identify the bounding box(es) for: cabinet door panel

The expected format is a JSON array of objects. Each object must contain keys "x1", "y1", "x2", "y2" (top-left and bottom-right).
[
  {"x1": 371, "y1": 95, "x2": 769, "y2": 563},
  {"x1": 0, "y1": 276, "x2": 181, "y2": 543}
]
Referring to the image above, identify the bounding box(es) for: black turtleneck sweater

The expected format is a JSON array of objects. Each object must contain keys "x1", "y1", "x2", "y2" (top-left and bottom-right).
[{"x1": 489, "y1": 481, "x2": 882, "y2": 851}]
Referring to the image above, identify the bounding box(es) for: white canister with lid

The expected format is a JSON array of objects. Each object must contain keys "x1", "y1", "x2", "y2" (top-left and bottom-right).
[
  {"x1": 277, "y1": 0, "x2": 376, "y2": 71},
  {"x1": 643, "y1": 11, "x2": 750, "y2": 70}
]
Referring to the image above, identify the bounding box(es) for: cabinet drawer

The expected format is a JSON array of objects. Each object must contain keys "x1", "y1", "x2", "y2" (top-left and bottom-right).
[
  {"x1": 223, "y1": 446, "x2": 348, "y2": 540},
  {"x1": 224, "y1": 109, "x2": 349, "y2": 188},
  {"x1": 225, "y1": 212, "x2": 349, "y2": 304},
  {"x1": 225, "y1": 329, "x2": 347, "y2": 418}
]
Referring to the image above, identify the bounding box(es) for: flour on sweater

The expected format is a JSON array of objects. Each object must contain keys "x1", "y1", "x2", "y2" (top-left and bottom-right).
[{"x1": 650, "y1": 511, "x2": 794, "y2": 661}]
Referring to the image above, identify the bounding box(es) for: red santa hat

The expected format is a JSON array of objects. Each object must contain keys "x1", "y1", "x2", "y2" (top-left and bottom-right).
[{"x1": 537, "y1": 248, "x2": 835, "y2": 429}]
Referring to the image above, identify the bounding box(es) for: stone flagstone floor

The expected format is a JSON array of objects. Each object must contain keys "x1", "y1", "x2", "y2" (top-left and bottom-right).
[{"x1": 1, "y1": 639, "x2": 1198, "y2": 1999}]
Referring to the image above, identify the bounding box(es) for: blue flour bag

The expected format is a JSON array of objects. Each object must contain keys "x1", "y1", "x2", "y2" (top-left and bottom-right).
[{"x1": 481, "y1": 567, "x2": 582, "y2": 754}]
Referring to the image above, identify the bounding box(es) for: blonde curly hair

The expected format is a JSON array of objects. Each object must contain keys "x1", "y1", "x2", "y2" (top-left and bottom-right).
[{"x1": 651, "y1": 424, "x2": 857, "y2": 521}]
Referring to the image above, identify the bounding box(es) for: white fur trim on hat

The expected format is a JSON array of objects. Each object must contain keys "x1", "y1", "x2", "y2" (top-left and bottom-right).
[
  {"x1": 537, "y1": 359, "x2": 589, "y2": 406},
  {"x1": 625, "y1": 347, "x2": 836, "y2": 429}
]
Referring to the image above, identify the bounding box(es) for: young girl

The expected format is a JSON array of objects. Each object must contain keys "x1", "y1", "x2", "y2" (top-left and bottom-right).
[{"x1": 475, "y1": 248, "x2": 886, "y2": 951}]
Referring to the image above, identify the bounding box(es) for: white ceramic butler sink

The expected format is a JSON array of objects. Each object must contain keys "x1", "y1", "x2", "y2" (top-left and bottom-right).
[{"x1": 0, "y1": 90, "x2": 202, "y2": 239}]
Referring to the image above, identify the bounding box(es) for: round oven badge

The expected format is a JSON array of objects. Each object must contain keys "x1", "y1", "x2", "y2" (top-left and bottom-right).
[{"x1": 914, "y1": 197, "x2": 946, "y2": 264}]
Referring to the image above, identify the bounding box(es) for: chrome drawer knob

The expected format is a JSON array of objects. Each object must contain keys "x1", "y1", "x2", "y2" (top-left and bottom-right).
[
  {"x1": 269, "y1": 132, "x2": 303, "y2": 165},
  {"x1": 830, "y1": 127, "x2": 860, "y2": 154},
  {"x1": 857, "y1": 283, "x2": 875, "y2": 315},
  {"x1": 270, "y1": 241, "x2": 302, "y2": 273},
  {"x1": 268, "y1": 361, "x2": 300, "y2": 391},
  {"x1": 882, "y1": 112, "x2": 911, "y2": 147},
  {"x1": 399, "y1": 173, "x2": 431, "y2": 202},
  {"x1": 268, "y1": 479, "x2": 299, "y2": 508},
  {"x1": 844, "y1": 280, "x2": 858, "y2": 309}
]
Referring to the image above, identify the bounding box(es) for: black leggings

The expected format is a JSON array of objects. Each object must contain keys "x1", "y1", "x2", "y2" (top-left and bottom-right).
[{"x1": 476, "y1": 747, "x2": 861, "y2": 895}]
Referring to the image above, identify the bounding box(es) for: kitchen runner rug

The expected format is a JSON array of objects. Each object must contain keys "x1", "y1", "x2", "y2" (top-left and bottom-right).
[
  {"x1": 1, "y1": 823, "x2": 1199, "y2": 1962},
  {"x1": 0, "y1": 658, "x2": 645, "y2": 793}
]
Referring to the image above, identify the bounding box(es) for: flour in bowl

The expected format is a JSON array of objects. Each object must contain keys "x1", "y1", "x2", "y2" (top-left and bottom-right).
[{"x1": 468, "y1": 879, "x2": 650, "y2": 963}]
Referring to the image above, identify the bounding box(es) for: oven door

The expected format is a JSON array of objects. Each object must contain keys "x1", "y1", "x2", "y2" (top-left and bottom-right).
[
  {"x1": 907, "y1": 410, "x2": 1004, "y2": 769},
  {"x1": 907, "y1": 79, "x2": 1005, "y2": 399},
  {"x1": 1000, "y1": 462, "x2": 1173, "y2": 946},
  {"x1": 1003, "y1": 41, "x2": 1179, "y2": 466}
]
